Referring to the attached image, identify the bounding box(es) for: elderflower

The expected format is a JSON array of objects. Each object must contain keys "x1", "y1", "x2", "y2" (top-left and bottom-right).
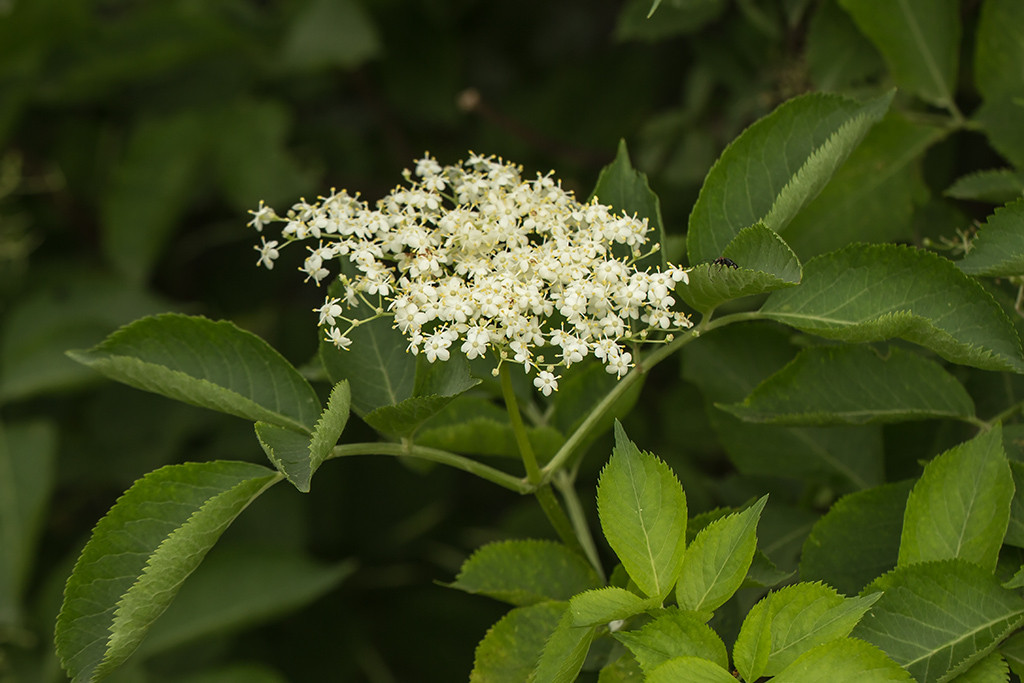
[{"x1": 249, "y1": 153, "x2": 693, "y2": 393}]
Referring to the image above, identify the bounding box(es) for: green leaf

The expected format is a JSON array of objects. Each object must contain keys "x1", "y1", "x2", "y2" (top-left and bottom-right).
[
  {"x1": 319, "y1": 285, "x2": 415, "y2": 416},
  {"x1": 596, "y1": 423, "x2": 687, "y2": 600},
  {"x1": 806, "y1": 0, "x2": 886, "y2": 91},
  {"x1": 898, "y1": 426, "x2": 1013, "y2": 572},
  {"x1": 644, "y1": 657, "x2": 737, "y2": 683},
  {"x1": 55, "y1": 461, "x2": 281, "y2": 682},
  {"x1": 0, "y1": 269, "x2": 169, "y2": 402},
  {"x1": 136, "y1": 547, "x2": 354, "y2": 658},
  {"x1": 0, "y1": 420, "x2": 56, "y2": 627},
  {"x1": 68, "y1": 313, "x2": 322, "y2": 432},
  {"x1": 100, "y1": 111, "x2": 207, "y2": 283},
  {"x1": 975, "y1": 98, "x2": 1024, "y2": 170},
  {"x1": 783, "y1": 116, "x2": 946, "y2": 260},
  {"x1": 733, "y1": 582, "x2": 882, "y2": 679},
  {"x1": 281, "y1": 0, "x2": 380, "y2": 70},
  {"x1": 854, "y1": 559, "x2": 1024, "y2": 683},
  {"x1": 255, "y1": 381, "x2": 350, "y2": 492},
  {"x1": 569, "y1": 587, "x2": 654, "y2": 627},
  {"x1": 954, "y1": 651, "x2": 1010, "y2": 683},
  {"x1": 771, "y1": 638, "x2": 913, "y2": 682},
  {"x1": 589, "y1": 139, "x2": 665, "y2": 270},
  {"x1": 838, "y1": 0, "x2": 960, "y2": 109},
  {"x1": 760, "y1": 243, "x2": 1024, "y2": 373},
  {"x1": 945, "y1": 170, "x2": 1024, "y2": 205},
  {"x1": 683, "y1": 324, "x2": 884, "y2": 490},
  {"x1": 470, "y1": 602, "x2": 565, "y2": 683},
  {"x1": 1000, "y1": 631, "x2": 1024, "y2": 679},
  {"x1": 363, "y1": 353, "x2": 480, "y2": 438},
  {"x1": 615, "y1": 0, "x2": 727, "y2": 42},
  {"x1": 958, "y1": 199, "x2": 1024, "y2": 278},
  {"x1": 596, "y1": 653, "x2": 644, "y2": 682},
  {"x1": 678, "y1": 223, "x2": 801, "y2": 314},
  {"x1": 614, "y1": 608, "x2": 728, "y2": 674},
  {"x1": 722, "y1": 344, "x2": 975, "y2": 425},
  {"x1": 416, "y1": 396, "x2": 564, "y2": 460},
  {"x1": 675, "y1": 495, "x2": 767, "y2": 612},
  {"x1": 1005, "y1": 461, "x2": 1024, "y2": 548},
  {"x1": 449, "y1": 540, "x2": 602, "y2": 607},
  {"x1": 211, "y1": 100, "x2": 314, "y2": 210},
  {"x1": 974, "y1": 0, "x2": 1024, "y2": 101},
  {"x1": 687, "y1": 90, "x2": 893, "y2": 265},
  {"x1": 800, "y1": 481, "x2": 914, "y2": 596},
  {"x1": 531, "y1": 605, "x2": 597, "y2": 683}
]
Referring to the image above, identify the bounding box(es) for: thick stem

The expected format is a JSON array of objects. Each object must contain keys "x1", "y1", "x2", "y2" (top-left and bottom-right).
[
  {"x1": 498, "y1": 362, "x2": 542, "y2": 484},
  {"x1": 553, "y1": 470, "x2": 606, "y2": 582},
  {"x1": 329, "y1": 442, "x2": 531, "y2": 493},
  {"x1": 535, "y1": 484, "x2": 585, "y2": 552}
]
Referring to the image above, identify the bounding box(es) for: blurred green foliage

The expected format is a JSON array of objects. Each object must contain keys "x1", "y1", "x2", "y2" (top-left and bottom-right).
[{"x1": 1, "y1": 0, "x2": 1014, "y2": 681}]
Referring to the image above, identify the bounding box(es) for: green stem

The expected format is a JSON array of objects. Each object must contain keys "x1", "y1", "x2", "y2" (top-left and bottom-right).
[
  {"x1": 498, "y1": 361, "x2": 542, "y2": 484},
  {"x1": 553, "y1": 470, "x2": 605, "y2": 582},
  {"x1": 984, "y1": 401, "x2": 1024, "y2": 429},
  {"x1": 535, "y1": 484, "x2": 585, "y2": 552},
  {"x1": 329, "y1": 442, "x2": 530, "y2": 493},
  {"x1": 540, "y1": 311, "x2": 761, "y2": 481}
]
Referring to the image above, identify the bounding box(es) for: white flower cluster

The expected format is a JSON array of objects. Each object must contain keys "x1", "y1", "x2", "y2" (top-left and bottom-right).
[{"x1": 249, "y1": 153, "x2": 691, "y2": 395}]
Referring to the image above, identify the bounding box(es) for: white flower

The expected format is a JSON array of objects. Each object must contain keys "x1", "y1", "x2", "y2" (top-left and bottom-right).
[
  {"x1": 250, "y1": 152, "x2": 693, "y2": 394},
  {"x1": 325, "y1": 327, "x2": 352, "y2": 350},
  {"x1": 255, "y1": 237, "x2": 280, "y2": 269},
  {"x1": 316, "y1": 297, "x2": 344, "y2": 326},
  {"x1": 248, "y1": 201, "x2": 278, "y2": 231},
  {"x1": 533, "y1": 370, "x2": 560, "y2": 396},
  {"x1": 423, "y1": 331, "x2": 452, "y2": 363}
]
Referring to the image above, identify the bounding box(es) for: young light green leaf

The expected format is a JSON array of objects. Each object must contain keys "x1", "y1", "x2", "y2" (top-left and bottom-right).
[
  {"x1": 800, "y1": 481, "x2": 913, "y2": 596},
  {"x1": 675, "y1": 495, "x2": 767, "y2": 612},
  {"x1": 898, "y1": 425, "x2": 1012, "y2": 573},
  {"x1": 838, "y1": 0, "x2": 960, "y2": 109},
  {"x1": 319, "y1": 280, "x2": 415, "y2": 416},
  {"x1": 733, "y1": 582, "x2": 882, "y2": 679},
  {"x1": 687, "y1": 90, "x2": 892, "y2": 265},
  {"x1": 854, "y1": 559, "x2": 1024, "y2": 683},
  {"x1": 958, "y1": 199, "x2": 1024, "y2": 278},
  {"x1": 589, "y1": 139, "x2": 665, "y2": 270},
  {"x1": 255, "y1": 381, "x2": 350, "y2": 492},
  {"x1": 448, "y1": 540, "x2": 602, "y2": 606},
  {"x1": 569, "y1": 587, "x2": 654, "y2": 627},
  {"x1": 974, "y1": 0, "x2": 1024, "y2": 101},
  {"x1": 68, "y1": 313, "x2": 322, "y2": 432},
  {"x1": 614, "y1": 608, "x2": 728, "y2": 674},
  {"x1": 55, "y1": 461, "x2": 281, "y2": 682},
  {"x1": 531, "y1": 605, "x2": 597, "y2": 683},
  {"x1": 679, "y1": 224, "x2": 801, "y2": 314},
  {"x1": 946, "y1": 169, "x2": 1024, "y2": 205},
  {"x1": 470, "y1": 602, "x2": 565, "y2": 683},
  {"x1": 596, "y1": 422, "x2": 687, "y2": 600},
  {"x1": 784, "y1": 117, "x2": 946, "y2": 260},
  {"x1": 644, "y1": 657, "x2": 737, "y2": 683},
  {"x1": 136, "y1": 547, "x2": 354, "y2": 658},
  {"x1": 771, "y1": 638, "x2": 913, "y2": 682},
  {"x1": 733, "y1": 592, "x2": 772, "y2": 683},
  {"x1": 760, "y1": 244, "x2": 1024, "y2": 373},
  {"x1": 721, "y1": 345, "x2": 976, "y2": 425},
  {"x1": 0, "y1": 420, "x2": 56, "y2": 627}
]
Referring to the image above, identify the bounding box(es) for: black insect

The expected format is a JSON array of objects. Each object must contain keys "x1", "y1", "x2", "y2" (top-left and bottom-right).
[{"x1": 712, "y1": 257, "x2": 739, "y2": 269}]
